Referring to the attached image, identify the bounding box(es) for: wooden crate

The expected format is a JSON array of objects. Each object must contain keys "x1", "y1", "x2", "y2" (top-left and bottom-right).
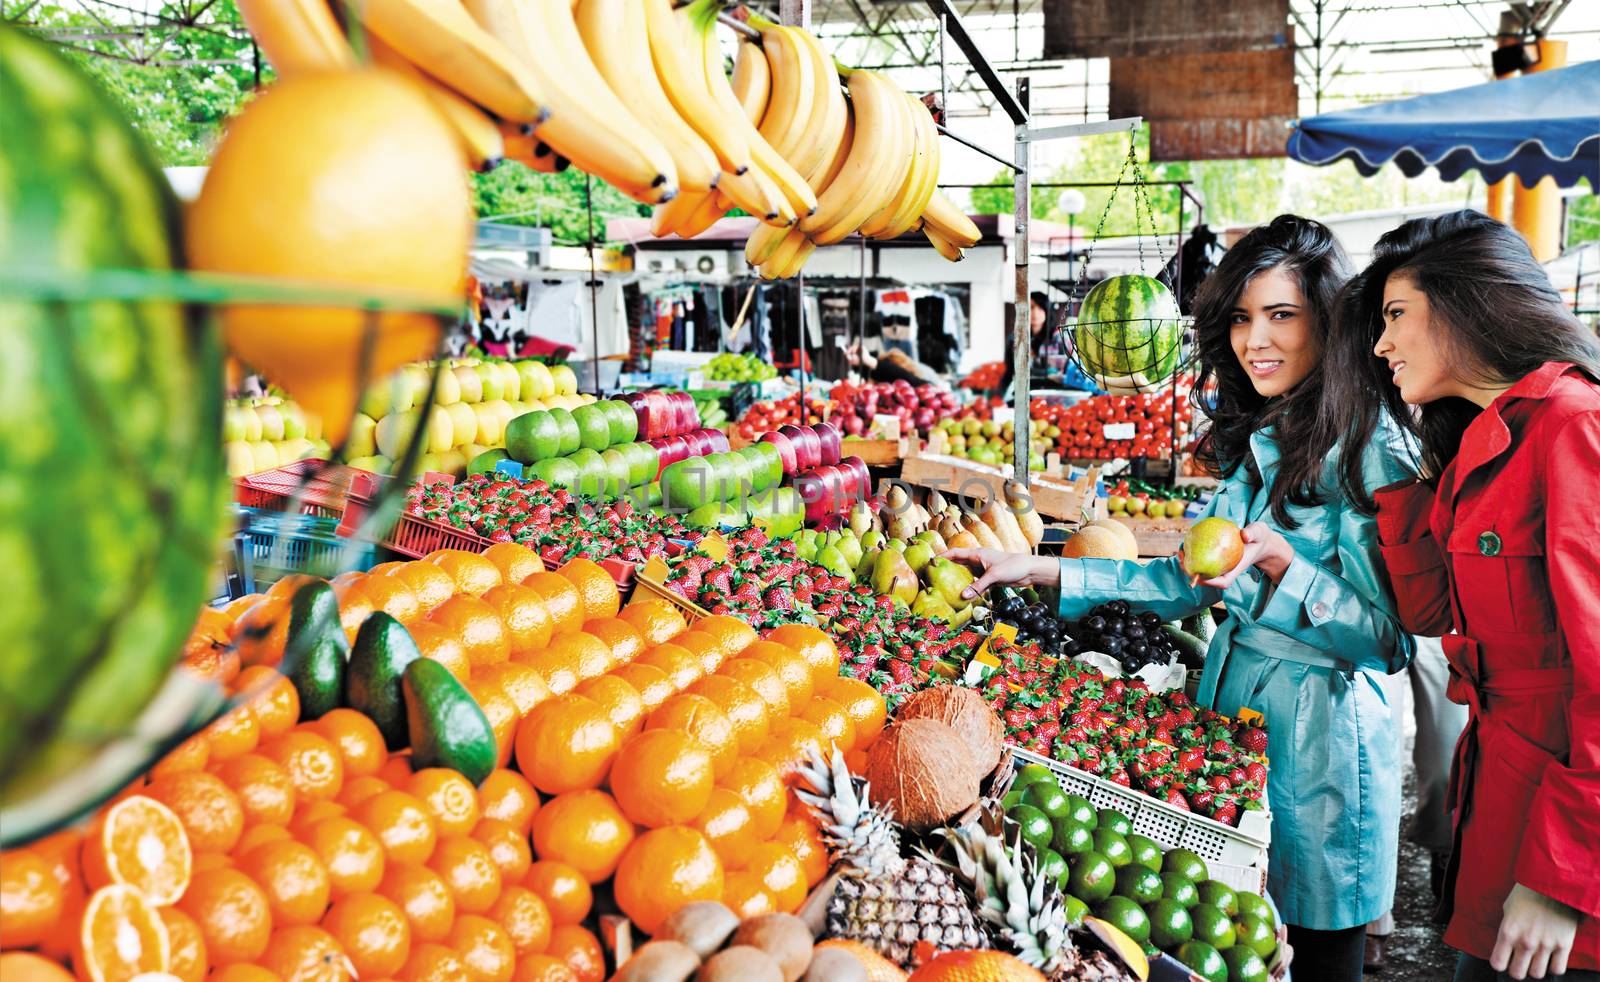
[{"x1": 900, "y1": 453, "x2": 1098, "y2": 522}]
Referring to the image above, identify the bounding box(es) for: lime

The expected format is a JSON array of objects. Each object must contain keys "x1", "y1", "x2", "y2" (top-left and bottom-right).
[
  {"x1": 1095, "y1": 896, "x2": 1151, "y2": 945},
  {"x1": 1053, "y1": 818, "x2": 1095, "y2": 856},
  {"x1": 1098, "y1": 809, "x2": 1133, "y2": 836},
  {"x1": 1198, "y1": 880, "x2": 1238, "y2": 916},
  {"x1": 1162, "y1": 872, "x2": 1200, "y2": 908},
  {"x1": 1191, "y1": 903, "x2": 1236, "y2": 951},
  {"x1": 1063, "y1": 793, "x2": 1097, "y2": 827},
  {"x1": 1094, "y1": 829, "x2": 1133, "y2": 868},
  {"x1": 1235, "y1": 891, "x2": 1275, "y2": 930},
  {"x1": 1067, "y1": 850, "x2": 1116, "y2": 904},
  {"x1": 1176, "y1": 940, "x2": 1227, "y2": 982},
  {"x1": 1014, "y1": 763, "x2": 1055, "y2": 789},
  {"x1": 1011, "y1": 804, "x2": 1054, "y2": 853},
  {"x1": 1001, "y1": 787, "x2": 1025, "y2": 810},
  {"x1": 1125, "y1": 833, "x2": 1164, "y2": 871},
  {"x1": 1038, "y1": 848, "x2": 1069, "y2": 884},
  {"x1": 1115, "y1": 865, "x2": 1164, "y2": 904},
  {"x1": 1023, "y1": 780, "x2": 1072, "y2": 819},
  {"x1": 1163, "y1": 847, "x2": 1210, "y2": 883},
  {"x1": 1147, "y1": 898, "x2": 1194, "y2": 950},
  {"x1": 1236, "y1": 914, "x2": 1276, "y2": 960},
  {"x1": 1063, "y1": 894, "x2": 1090, "y2": 926},
  {"x1": 1223, "y1": 945, "x2": 1269, "y2": 982}
]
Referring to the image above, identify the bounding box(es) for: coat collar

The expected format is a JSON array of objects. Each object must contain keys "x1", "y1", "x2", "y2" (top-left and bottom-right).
[{"x1": 1450, "y1": 362, "x2": 1576, "y2": 498}]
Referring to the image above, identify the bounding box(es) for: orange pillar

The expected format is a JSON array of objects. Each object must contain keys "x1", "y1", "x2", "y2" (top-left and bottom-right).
[
  {"x1": 1485, "y1": 25, "x2": 1521, "y2": 224},
  {"x1": 1512, "y1": 39, "x2": 1569, "y2": 261}
]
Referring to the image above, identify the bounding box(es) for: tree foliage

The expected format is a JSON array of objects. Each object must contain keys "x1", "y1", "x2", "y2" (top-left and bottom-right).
[{"x1": 472, "y1": 163, "x2": 651, "y2": 246}]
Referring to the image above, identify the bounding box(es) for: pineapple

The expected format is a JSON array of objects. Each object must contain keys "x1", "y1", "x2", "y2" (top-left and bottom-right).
[{"x1": 794, "y1": 750, "x2": 986, "y2": 969}]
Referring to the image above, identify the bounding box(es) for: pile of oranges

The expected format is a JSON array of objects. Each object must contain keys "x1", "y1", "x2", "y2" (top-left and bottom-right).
[{"x1": 1, "y1": 541, "x2": 888, "y2": 981}]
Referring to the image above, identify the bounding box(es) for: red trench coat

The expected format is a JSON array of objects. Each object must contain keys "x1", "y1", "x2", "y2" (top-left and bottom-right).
[{"x1": 1373, "y1": 362, "x2": 1600, "y2": 969}]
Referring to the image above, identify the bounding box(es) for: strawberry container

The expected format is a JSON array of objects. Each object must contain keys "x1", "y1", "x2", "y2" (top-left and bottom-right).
[
  {"x1": 235, "y1": 458, "x2": 363, "y2": 519},
  {"x1": 337, "y1": 470, "x2": 489, "y2": 558}
]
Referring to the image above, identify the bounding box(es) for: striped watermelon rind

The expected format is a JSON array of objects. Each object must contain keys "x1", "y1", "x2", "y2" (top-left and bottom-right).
[{"x1": 1073, "y1": 274, "x2": 1183, "y2": 382}]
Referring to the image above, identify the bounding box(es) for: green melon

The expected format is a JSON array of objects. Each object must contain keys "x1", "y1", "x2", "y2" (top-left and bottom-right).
[
  {"x1": 0, "y1": 24, "x2": 228, "y2": 819},
  {"x1": 1074, "y1": 274, "x2": 1183, "y2": 383}
]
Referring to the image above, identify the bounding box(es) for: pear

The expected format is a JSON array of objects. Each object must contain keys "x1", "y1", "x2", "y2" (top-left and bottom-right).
[
  {"x1": 1183, "y1": 517, "x2": 1246, "y2": 578},
  {"x1": 902, "y1": 541, "x2": 935, "y2": 575},
  {"x1": 981, "y1": 497, "x2": 1031, "y2": 554},
  {"x1": 835, "y1": 533, "x2": 864, "y2": 571},
  {"x1": 871, "y1": 549, "x2": 920, "y2": 607},
  {"x1": 1004, "y1": 479, "x2": 1045, "y2": 549},
  {"x1": 816, "y1": 545, "x2": 855, "y2": 582},
  {"x1": 855, "y1": 547, "x2": 881, "y2": 582},
  {"x1": 962, "y1": 511, "x2": 1005, "y2": 551},
  {"x1": 926, "y1": 489, "x2": 949, "y2": 518},
  {"x1": 884, "y1": 510, "x2": 916, "y2": 541},
  {"x1": 912, "y1": 590, "x2": 956, "y2": 622},
  {"x1": 849, "y1": 501, "x2": 875, "y2": 537},
  {"x1": 886, "y1": 538, "x2": 907, "y2": 553},
  {"x1": 886, "y1": 484, "x2": 911, "y2": 513},
  {"x1": 794, "y1": 529, "x2": 820, "y2": 562},
  {"x1": 860, "y1": 529, "x2": 885, "y2": 552},
  {"x1": 914, "y1": 529, "x2": 949, "y2": 554},
  {"x1": 926, "y1": 558, "x2": 977, "y2": 610}
]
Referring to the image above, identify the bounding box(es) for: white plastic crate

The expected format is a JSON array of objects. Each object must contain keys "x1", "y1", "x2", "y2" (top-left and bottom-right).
[{"x1": 1008, "y1": 745, "x2": 1271, "y2": 867}]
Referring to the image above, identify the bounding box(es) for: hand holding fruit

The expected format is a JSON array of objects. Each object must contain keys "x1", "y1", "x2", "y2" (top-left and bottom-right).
[
  {"x1": 1181, "y1": 520, "x2": 1293, "y2": 590},
  {"x1": 940, "y1": 548, "x2": 1062, "y2": 600}
]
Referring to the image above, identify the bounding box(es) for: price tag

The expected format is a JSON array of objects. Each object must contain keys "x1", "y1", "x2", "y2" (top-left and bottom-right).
[
  {"x1": 696, "y1": 532, "x2": 729, "y2": 562},
  {"x1": 992, "y1": 406, "x2": 1016, "y2": 426},
  {"x1": 493, "y1": 459, "x2": 525, "y2": 479},
  {"x1": 1237, "y1": 708, "x2": 1266, "y2": 727},
  {"x1": 638, "y1": 557, "x2": 671, "y2": 583},
  {"x1": 1103, "y1": 422, "x2": 1137, "y2": 440},
  {"x1": 872, "y1": 414, "x2": 902, "y2": 440},
  {"x1": 966, "y1": 622, "x2": 1018, "y2": 684},
  {"x1": 686, "y1": 370, "x2": 705, "y2": 391}
]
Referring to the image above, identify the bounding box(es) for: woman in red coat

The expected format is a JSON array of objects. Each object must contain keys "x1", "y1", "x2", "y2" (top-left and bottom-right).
[{"x1": 1346, "y1": 210, "x2": 1600, "y2": 981}]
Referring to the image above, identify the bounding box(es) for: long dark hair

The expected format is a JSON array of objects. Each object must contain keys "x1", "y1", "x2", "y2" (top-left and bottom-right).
[
  {"x1": 1342, "y1": 209, "x2": 1600, "y2": 480},
  {"x1": 1190, "y1": 214, "x2": 1375, "y2": 525}
]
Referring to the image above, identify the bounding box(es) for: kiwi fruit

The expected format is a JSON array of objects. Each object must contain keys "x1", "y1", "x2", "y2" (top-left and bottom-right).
[
  {"x1": 699, "y1": 945, "x2": 783, "y2": 982},
  {"x1": 613, "y1": 940, "x2": 701, "y2": 982},
  {"x1": 657, "y1": 901, "x2": 741, "y2": 960},
  {"x1": 731, "y1": 913, "x2": 813, "y2": 982}
]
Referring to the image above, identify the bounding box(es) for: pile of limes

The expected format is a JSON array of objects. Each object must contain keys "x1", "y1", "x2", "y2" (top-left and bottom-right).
[{"x1": 1002, "y1": 763, "x2": 1277, "y2": 982}]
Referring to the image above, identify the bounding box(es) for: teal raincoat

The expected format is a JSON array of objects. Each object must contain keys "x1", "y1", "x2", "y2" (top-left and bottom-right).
[{"x1": 1058, "y1": 421, "x2": 1417, "y2": 930}]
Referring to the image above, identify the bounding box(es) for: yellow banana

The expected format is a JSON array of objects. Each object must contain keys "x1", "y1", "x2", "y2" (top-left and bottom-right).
[
  {"x1": 652, "y1": 190, "x2": 705, "y2": 237},
  {"x1": 790, "y1": 27, "x2": 849, "y2": 186},
  {"x1": 753, "y1": 25, "x2": 814, "y2": 162},
  {"x1": 859, "y1": 89, "x2": 924, "y2": 238},
  {"x1": 677, "y1": 191, "x2": 731, "y2": 237},
  {"x1": 807, "y1": 71, "x2": 910, "y2": 245},
  {"x1": 759, "y1": 227, "x2": 809, "y2": 278},
  {"x1": 351, "y1": 0, "x2": 545, "y2": 123},
  {"x1": 643, "y1": 0, "x2": 752, "y2": 174},
  {"x1": 813, "y1": 111, "x2": 854, "y2": 193},
  {"x1": 718, "y1": 167, "x2": 782, "y2": 223},
  {"x1": 922, "y1": 189, "x2": 982, "y2": 248},
  {"x1": 886, "y1": 93, "x2": 943, "y2": 237},
  {"x1": 731, "y1": 37, "x2": 771, "y2": 126},
  {"x1": 520, "y1": 142, "x2": 570, "y2": 173},
  {"x1": 237, "y1": 0, "x2": 353, "y2": 75},
  {"x1": 923, "y1": 222, "x2": 965, "y2": 261},
  {"x1": 744, "y1": 222, "x2": 790, "y2": 266},
  {"x1": 575, "y1": 0, "x2": 721, "y2": 193},
  {"x1": 368, "y1": 33, "x2": 504, "y2": 171}
]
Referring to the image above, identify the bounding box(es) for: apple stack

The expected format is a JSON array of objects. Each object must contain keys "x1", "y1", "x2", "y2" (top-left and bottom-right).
[
  {"x1": 499, "y1": 399, "x2": 663, "y2": 499},
  {"x1": 762, "y1": 422, "x2": 873, "y2": 527},
  {"x1": 825, "y1": 379, "x2": 965, "y2": 439},
  {"x1": 223, "y1": 395, "x2": 330, "y2": 477},
  {"x1": 622, "y1": 389, "x2": 732, "y2": 476}
]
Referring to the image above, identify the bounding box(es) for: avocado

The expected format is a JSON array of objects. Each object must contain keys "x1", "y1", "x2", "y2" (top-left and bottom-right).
[
  {"x1": 347, "y1": 612, "x2": 422, "y2": 749},
  {"x1": 402, "y1": 658, "x2": 497, "y2": 785},
  {"x1": 285, "y1": 581, "x2": 349, "y2": 721}
]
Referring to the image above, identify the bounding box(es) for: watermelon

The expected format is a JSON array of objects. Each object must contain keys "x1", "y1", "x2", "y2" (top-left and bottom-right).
[
  {"x1": 1074, "y1": 274, "x2": 1184, "y2": 384},
  {"x1": 0, "y1": 24, "x2": 228, "y2": 821}
]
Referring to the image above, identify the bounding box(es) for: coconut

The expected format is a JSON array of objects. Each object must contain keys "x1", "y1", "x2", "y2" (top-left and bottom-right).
[
  {"x1": 895, "y1": 686, "x2": 1004, "y2": 779},
  {"x1": 864, "y1": 718, "x2": 981, "y2": 831}
]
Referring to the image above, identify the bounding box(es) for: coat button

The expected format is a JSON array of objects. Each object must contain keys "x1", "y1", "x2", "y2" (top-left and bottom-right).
[
  {"x1": 1311, "y1": 602, "x2": 1330, "y2": 619},
  {"x1": 1478, "y1": 531, "x2": 1501, "y2": 557}
]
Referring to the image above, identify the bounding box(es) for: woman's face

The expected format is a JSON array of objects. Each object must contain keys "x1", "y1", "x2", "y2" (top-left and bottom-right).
[
  {"x1": 1373, "y1": 272, "x2": 1455, "y2": 405},
  {"x1": 1229, "y1": 265, "x2": 1320, "y2": 398},
  {"x1": 1030, "y1": 301, "x2": 1047, "y2": 334}
]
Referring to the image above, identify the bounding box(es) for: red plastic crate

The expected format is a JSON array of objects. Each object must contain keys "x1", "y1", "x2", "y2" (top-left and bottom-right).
[
  {"x1": 234, "y1": 459, "x2": 361, "y2": 519},
  {"x1": 337, "y1": 470, "x2": 491, "y2": 559}
]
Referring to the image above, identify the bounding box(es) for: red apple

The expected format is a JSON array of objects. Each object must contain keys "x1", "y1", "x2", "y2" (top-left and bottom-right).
[
  {"x1": 840, "y1": 456, "x2": 870, "y2": 500},
  {"x1": 812, "y1": 422, "x2": 842, "y2": 465},
  {"x1": 760, "y1": 431, "x2": 799, "y2": 476},
  {"x1": 779, "y1": 424, "x2": 820, "y2": 470}
]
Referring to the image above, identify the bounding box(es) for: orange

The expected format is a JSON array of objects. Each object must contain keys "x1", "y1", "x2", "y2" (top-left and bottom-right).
[
  {"x1": 907, "y1": 950, "x2": 1048, "y2": 981},
  {"x1": 232, "y1": 596, "x2": 291, "y2": 668},
  {"x1": 637, "y1": 643, "x2": 703, "y2": 692},
  {"x1": 717, "y1": 658, "x2": 791, "y2": 716},
  {"x1": 76, "y1": 884, "x2": 170, "y2": 980},
  {"x1": 646, "y1": 693, "x2": 738, "y2": 779},
  {"x1": 743, "y1": 840, "x2": 806, "y2": 913},
  {"x1": 396, "y1": 940, "x2": 467, "y2": 978},
  {"x1": 513, "y1": 695, "x2": 619, "y2": 795},
  {"x1": 208, "y1": 963, "x2": 281, "y2": 982},
  {"x1": 522, "y1": 862, "x2": 592, "y2": 927},
  {"x1": 300, "y1": 816, "x2": 386, "y2": 899},
  {"x1": 161, "y1": 906, "x2": 209, "y2": 982},
  {"x1": 398, "y1": 942, "x2": 467, "y2": 982},
  {"x1": 177, "y1": 867, "x2": 272, "y2": 965},
  {"x1": 265, "y1": 574, "x2": 322, "y2": 604},
  {"x1": 467, "y1": 676, "x2": 521, "y2": 768},
  {"x1": 743, "y1": 640, "x2": 815, "y2": 706},
  {"x1": 546, "y1": 925, "x2": 605, "y2": 982},
  {"x1": 582, "y1": 617, "x2": 644, "y2": 670},
  {"x1": 352, "y1": 790, "x2": 438, "y2": 866},
  {"x1": 512, "y1": 954, "x2": 578, "y2": 982},
  {"x1": 359, "y1": 573, "x2": 423, "y2": 626},
  {"x1": 822, "y1": 677, "x2": 888, "y2": 748},
  {"x1": 259, "y1": 924, "x2": 348, "y2": 982},
  {"x1": 482, "y1": 541, "x2": 544, "y2": 586},
  {"x1": 205, "y1": 703, "x2": 263, "y2": 762},
  {"x1": 523, "y1": 574, "x2": 583, "y2": 637},
  {"x1": 390, "y1": 561, "x2": 458, "y2": 615},
  {"x1": 765, "y1": 624, "x2": 840, "y2": 686},
  {"x1": 687, "y1": 675, "x2": 770, "y2": 754},
  {"x1": 618, "y1": 600, "x2": 687, "y2": 646},
  {"x1": 431, "y1": 594, "x2": 510, "y2": 668},
  {"x1": 191, "y1": 852, "x2": 234, "y2": 874},
  {"x1": 721, "y1": 870, "x2": 778, "y2": 919},
  {"x1": 337, "y1": 775, "x2": 392, "y2": 810},
  {"x1": 612, "y1": 826, "x2": 724, "y2": 936},
  {"x1": 693, "y1": 787, "x2": 759, "y2": 870},
  {"x1": 478, "y1": 662, "x2": 552, "y2": 717},
  {"x1": 772, "y1": 813, "x2": 829, "y2": 888},
  {"x1": 405, "y1": 768, "x2": 481, "y2": 837},
  {"x1": 609, "y1": 729, "x2": 715, "y2": 829},
  {"x1": 675, "y1": 630, "x2": 726, "y2": 676},
  {"x1": 331, "y1": 579, "x2": 375, "y2": 644},
  {"x1": 449, "y1": 913, "x2": 515, "y2": 982},
  {"x1": 514, "y1": 646, "x2": 579, "y2": 696},
  {"x1": 407, "y1": 620, "x2": 473, "y2": 682},
  {"x1": 529, "y1": 790, "x2": 635, "y2": 884},
  {"x1": 146, "y1": 769, "x2": 244, "y2": 854},
  {"x1": 719, "y1": 757, "x2": 787, "y2": 840},
  {"x1": 378, "y1": 753, "x2": 417, "y2": 787},
  {"x1": 377, "y1": 863, "x2": 456, "y2": 944},
  {"x1": 81, "y1": 795, "x2": 192, "y2": 906},
  {"x1": 368, "y1": 561, "x2": 407, "y2": 577},
  {"x1": 573, "y1": 675, "x2": 645, "y2": 738},
  {"x1": 236, "y1": 838, "x2": 331, "y2": 926},
  {"x1": 799, "y1": 696, "x2": 855, "y2": 754},
  {"x1": 234, "y1": 823, "x2": 292, "y2": 855},
  {"x1": 223, "y1": 592, "x2": 268, "y2": 619},
  {"x1": 555, "y1": 559, "x2": 620, "y2": 621},
  {"x1": 695, "y1": 615, "x2": 758, "y2": 662},
  {"x1": 427, "y1": 835, "x2": 503, "y2": 914},
  {"x1": 234, "y1": 666, "x2": 301, "y2": 739},
  {"x1": 32, "y1": 835, "x2": 84, "y2": 963},
  {"x1": 182, "y1": 629, "x2": 241, "y2": 687},
  {"x1": 322, "y1": 892, "x2": 411, "y2": 978},
  {"x1": 608, "y1": 663, "x2": 674, "y2": 713},
  {"x1": 262, "y1": 730, "x2": 345, "y2": 803},
  {"x1": 428, "y1": 549, "x2": 503, "y2": 597},
  {"x1": 311, "y1": 709, "x2": 388, "y2": 779},
  {"x1": 151, "y1": 732, "x2": 212, "y2": 781},
  {"x1": 766, "y1": 716, "x2": 827, "y2": 766},
  {"x1": 289, "y1": 799, "x2": 351, "y2": 835},
  {"x1": 477, "y1": 770, "x2": 540, "y2": 836},
  {"x1": 549, "y1": 632, "x2": 612, "y2": 682},
  {"x1": 0, "y1": 850, "x2": 63, "y2": 948},
  {"x1": 488, "y1": 885, "x2": 551, "y2": 956},
  {"x1": 472, "y1": 819, "x2": 533, "y2": 884},
  {"x1": 482, "y1": 584, "x2": 554, "y2": 658}
]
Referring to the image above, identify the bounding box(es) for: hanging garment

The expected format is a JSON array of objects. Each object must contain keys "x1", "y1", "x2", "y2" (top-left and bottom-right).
[{"x1": 876, "y1": 287, "x2": 916, "y2": 357}]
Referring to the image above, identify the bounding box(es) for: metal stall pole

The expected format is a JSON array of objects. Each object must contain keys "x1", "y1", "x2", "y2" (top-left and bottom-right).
[
  {"x1": 858, "y1": 239, "x2": 868, "y2": 382},
  {"x1": 1011, "y1": 77, "x2": 1032, "y2": 485},
  {"x1": 781, "y1": 0, "x2": 810, "y2": 423},
  {"x1": 585, "y1": 174, "x2": 602, "y2": 394}
]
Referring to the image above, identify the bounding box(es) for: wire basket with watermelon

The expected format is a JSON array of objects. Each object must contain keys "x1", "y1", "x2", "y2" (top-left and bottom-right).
[{"x1": 1062, "y1": 273, "x2": 1193, "y2": 394}]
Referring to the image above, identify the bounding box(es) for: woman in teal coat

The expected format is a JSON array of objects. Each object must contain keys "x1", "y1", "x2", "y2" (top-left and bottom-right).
[{"x1": 946, "y1": 216, "x2": 1417, "y2": 982}]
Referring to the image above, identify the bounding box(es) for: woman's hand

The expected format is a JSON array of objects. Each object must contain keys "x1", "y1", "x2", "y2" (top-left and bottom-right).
[
  {"x1": 1492, "y1": 883, "x2": 1581, "y2": 979},
  {"x1": 1189, "y1": 522, "x2": 1295, "y2": 590},
  {"x1": 941, "y1": 548, "x2": 1061, "y2": 600}
]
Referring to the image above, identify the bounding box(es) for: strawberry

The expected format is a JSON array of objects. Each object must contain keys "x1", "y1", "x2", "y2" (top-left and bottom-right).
[
  {"x1": 887, "y1": 659, "x2": 916, "y2": 685},
  {"x1": 1237, "y1": 726, "x2": 1269, "y2": 755},
  {"x1": 763, "y1": 586, "x2": 795, "y2": 611}
]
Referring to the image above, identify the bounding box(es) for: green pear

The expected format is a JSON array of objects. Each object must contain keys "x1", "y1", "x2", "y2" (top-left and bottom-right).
[
  {"x1": 886, "y1": 538, "x2": 907, "y2": 553},
  {"x1": 913, "y1": 590, "x2": 956, "y2": 622},
  {"x1": 926, "y1": 558, "x2": 977, "y2": 610},
  {"x1": 855, "y1": 547, "x2": 881, "y2": 581},
  {"x1": 817, "y1": 545, "x2": 855, "y2": 582},
  {"x1": 903, "y1": 542, "x2": 935, "y2": 575},
  {"x1": 914, "y1": 529, "x2": 949, "y2": 554},
  {"x1": 871, "y1": 549, "x2": 919, "y2": 607},
  {"x1": 836, "y1": 534, "x2": 864, "y2": 570},
  {"x1": 860, "y1": 529, "x2": 885, "y2": 552}
]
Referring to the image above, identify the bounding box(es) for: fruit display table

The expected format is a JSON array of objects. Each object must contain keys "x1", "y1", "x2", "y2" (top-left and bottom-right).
[{"x1": 900, "y1": 453, "x2": 1101, "y2": 522}]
